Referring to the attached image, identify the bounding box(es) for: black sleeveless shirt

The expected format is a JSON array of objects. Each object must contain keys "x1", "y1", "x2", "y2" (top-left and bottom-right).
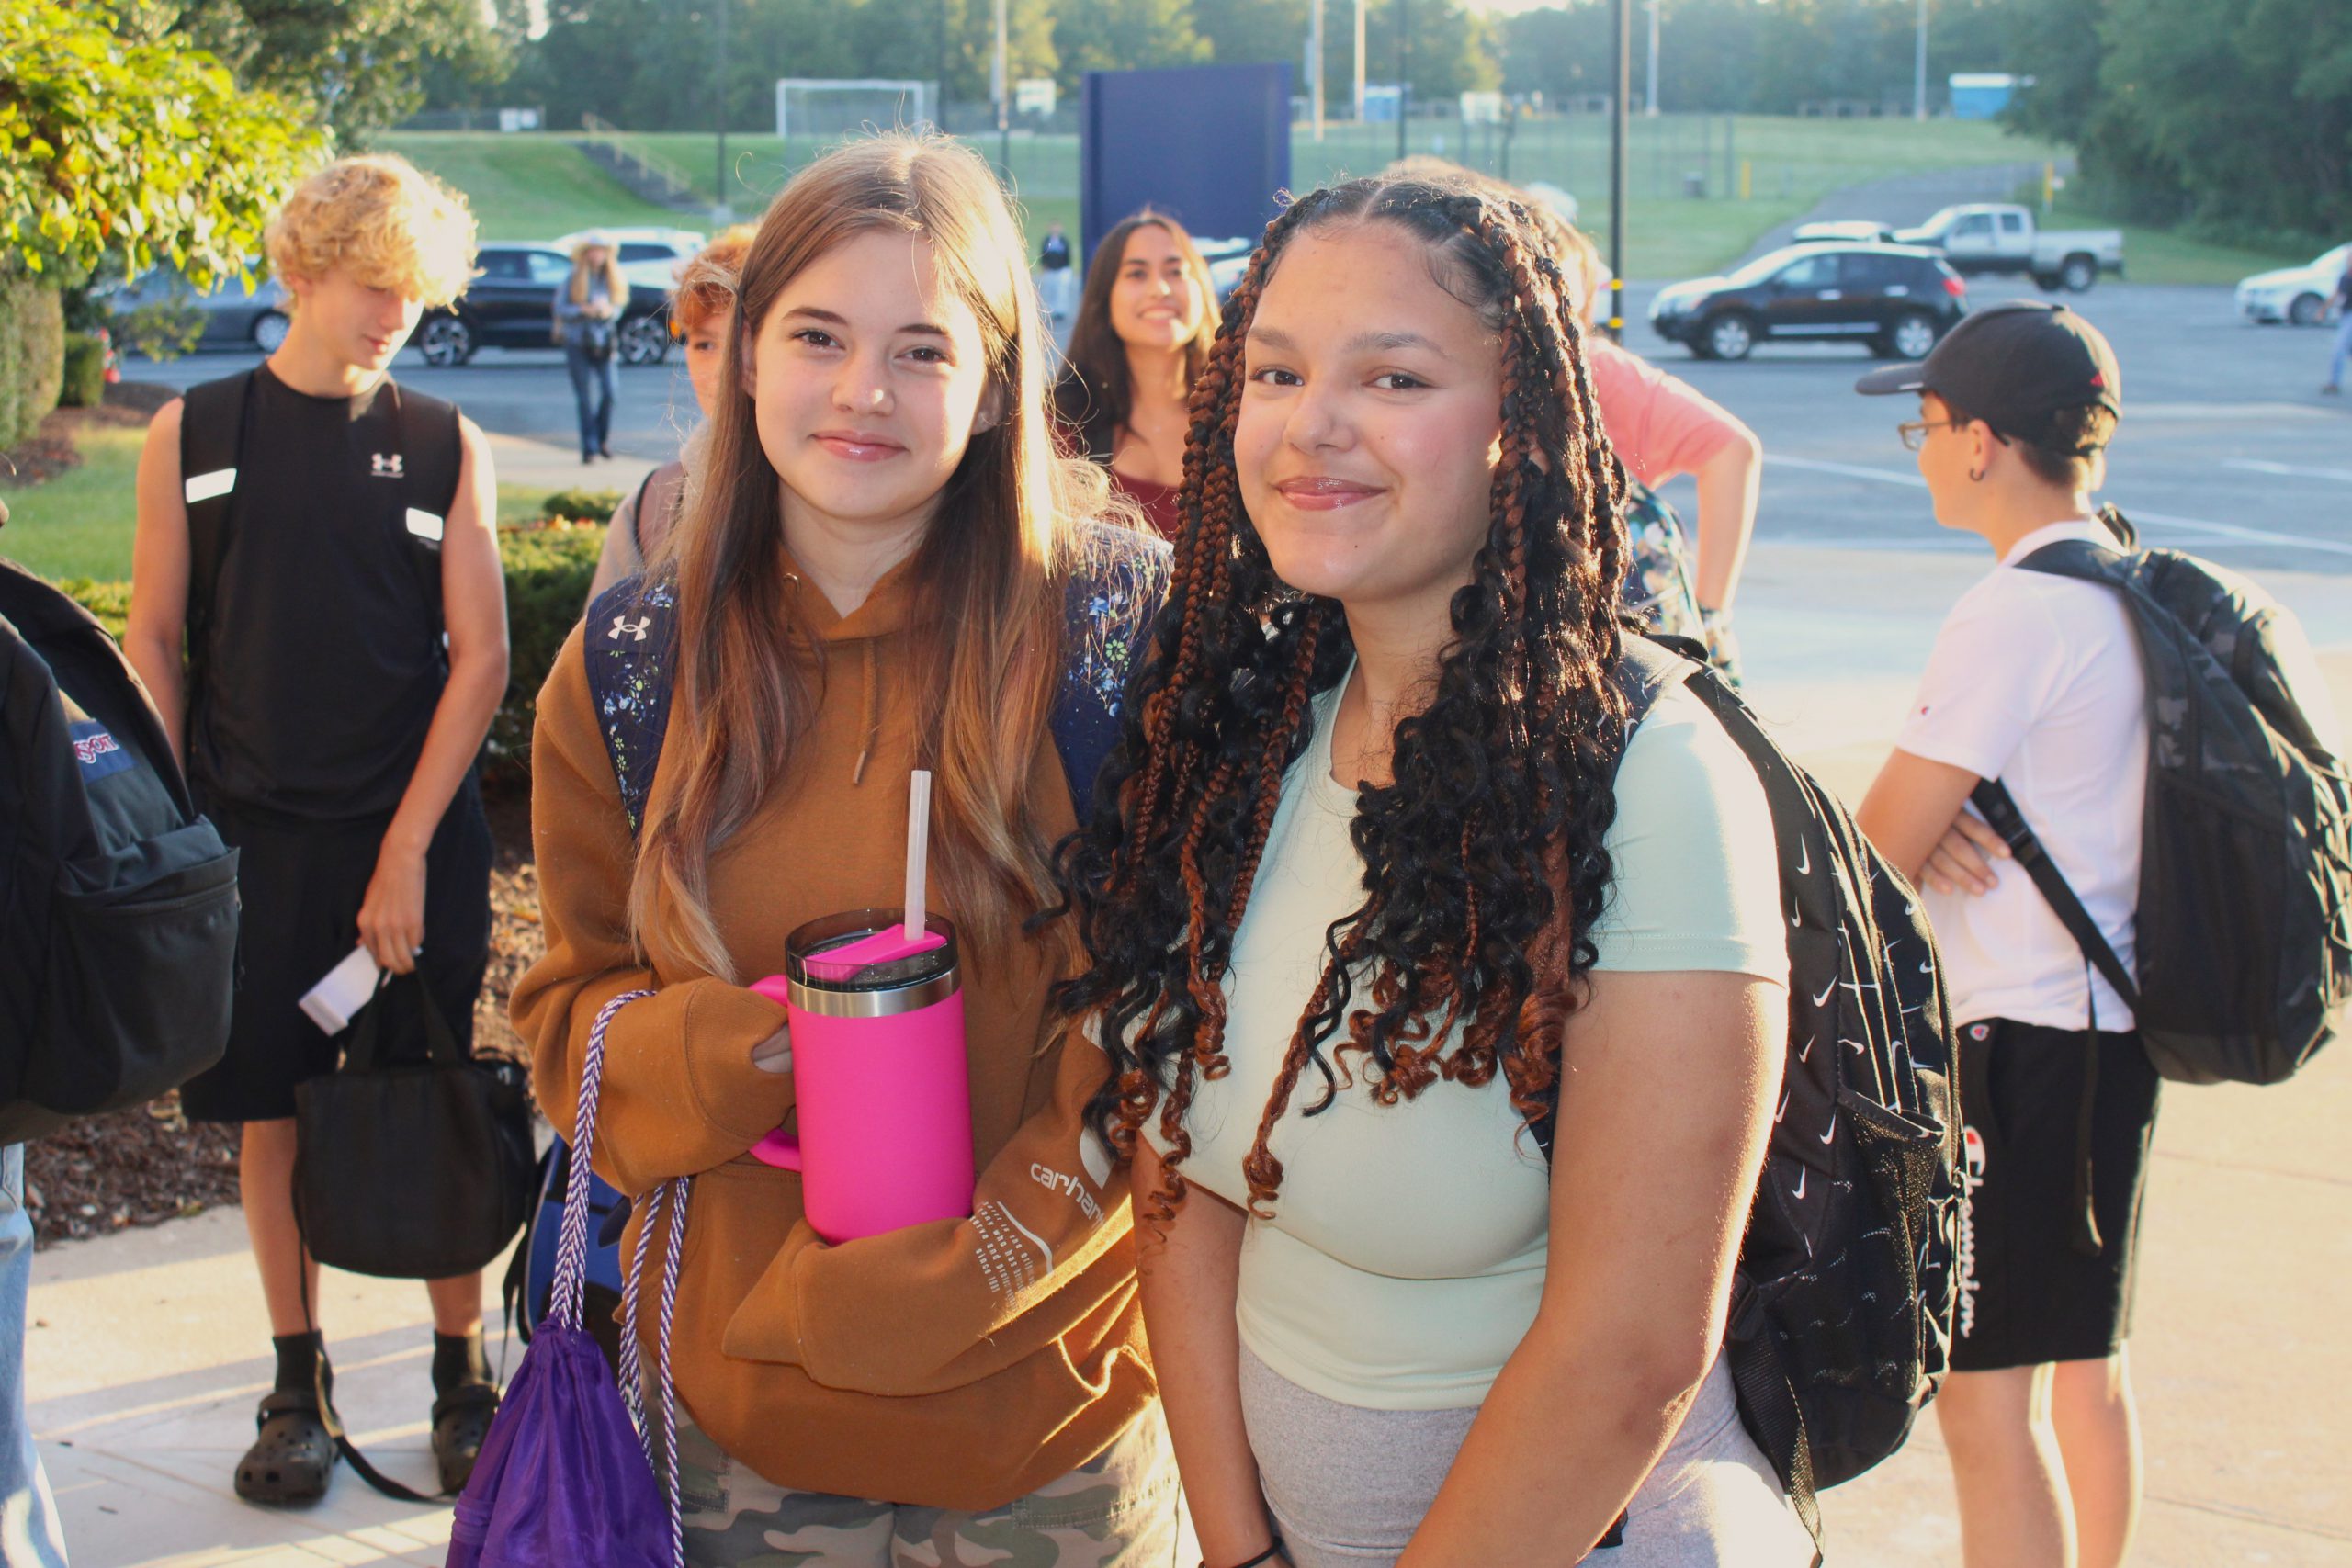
[{"x1": 185, "y1": 365, "x2": 462, "y2": 821}]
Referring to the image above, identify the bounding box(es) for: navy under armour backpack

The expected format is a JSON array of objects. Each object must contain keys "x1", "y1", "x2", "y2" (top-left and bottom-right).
[
  {"x1": 508, "y1": 522, "x2": 1169, "y2": 1354},
  {"x1": 1544, "y1": 635, "x2": 1963, "y2": 1566},
  {"x1": 0, "y1": 559, "x2": 242, "y2": 1142}
]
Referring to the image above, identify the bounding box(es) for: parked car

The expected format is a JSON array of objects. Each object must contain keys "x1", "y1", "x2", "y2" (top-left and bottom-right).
[
  {"x1": 1648, "y1": 243, "x2": 1968, "y2": 362},
  {"x1": 1792, "y1": 220, "x2": 1900, "y2": 244},
  {"x1": 102, "y1": 267, "x2": 290, "y2": 353},
  {"x1": 2235, "y1": 243, "x2": 2350, "y2": 326},
  {"x1": 1194, "y1": 236, "x2": 1256, "y2": 303},
  {"x1": 416, "y1": 243, "x2": 674, "y2": 367},
  {"x1": 1893, "y1": 203, "x2": 2123, "y2": 293}
]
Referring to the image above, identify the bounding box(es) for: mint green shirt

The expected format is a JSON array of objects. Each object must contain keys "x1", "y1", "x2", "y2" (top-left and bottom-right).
[{"x1": 1148, "y1": 668, "x2": 1787, "y2": 1408}]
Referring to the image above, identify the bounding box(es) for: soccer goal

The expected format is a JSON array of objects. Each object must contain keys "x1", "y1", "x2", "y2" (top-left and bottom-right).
[{"x1": 775, "y1": 79, "x2": 935, "y2": 141}]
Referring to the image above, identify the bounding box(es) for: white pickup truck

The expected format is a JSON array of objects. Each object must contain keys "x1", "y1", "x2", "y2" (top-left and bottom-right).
[{"x1": 1894, "y1": 203, "x2": 2125, "y2": 293}]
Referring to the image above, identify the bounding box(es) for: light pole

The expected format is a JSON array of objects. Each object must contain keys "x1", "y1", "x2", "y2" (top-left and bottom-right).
[
  {"x1": 713, "y1": 0, "x2": 731, "y2": 221},
  {"x1": 1310, "y1": 0, "x2": 1325, "y2": 141},
  {"x1": 1645, "y1": 0, "x2": 1659, "y2": 118},
  {"x1": 993, "y1": 0, "x2": 1010, "y2": 175},
  {"x1": 1609, "y1": 0, "x2": 1627, "y2": 342},
  {"x1": 1914, "y1": 0, "x2": 1928, "y2": 120},
  {"x1": 1353, "y1": 0, "x2": 1367, "y2": 122},
  {"x1": 1396, "y1": 0, "x2": 1410, "y2": 160}
]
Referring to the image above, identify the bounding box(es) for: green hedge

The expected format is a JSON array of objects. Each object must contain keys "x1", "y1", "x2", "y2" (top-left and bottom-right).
[
  {"x1": 57, "y1": 520, "x2": 606, "y2": 796},
  {"x1": 60, "y1": 332, "x2": 106, "y2": 410},
  {"x1": 0, "y1": 279, "x2": 64, "y2": 450}
]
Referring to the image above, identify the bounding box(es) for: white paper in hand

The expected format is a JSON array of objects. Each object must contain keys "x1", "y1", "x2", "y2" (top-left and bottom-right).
[{"x1": 299, "y1": 945, "x2": 382, "y2": 1035}]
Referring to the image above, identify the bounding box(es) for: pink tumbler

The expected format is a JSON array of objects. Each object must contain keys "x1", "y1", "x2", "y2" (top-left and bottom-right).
[{"x1": 746, "y1": 909, "x2": 974, "y2": 1242}]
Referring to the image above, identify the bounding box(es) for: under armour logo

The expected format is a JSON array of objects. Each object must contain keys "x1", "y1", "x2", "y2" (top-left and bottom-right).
[
  {"x1": 609, "y1": 615, "x2": 651, "y2": 642},
  {"x1": 370, "y1": 453, "x2": 404, "y2": 479}
]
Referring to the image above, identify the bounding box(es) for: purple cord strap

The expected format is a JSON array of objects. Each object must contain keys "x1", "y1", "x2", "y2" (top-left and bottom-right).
[{"x1": 580, "y1": 991, "x2": 690, "y2": 1568}]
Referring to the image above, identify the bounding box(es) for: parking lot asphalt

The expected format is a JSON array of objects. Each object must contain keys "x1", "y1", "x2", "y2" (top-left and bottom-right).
[{"x1": 125, "y1": 277, "x2": 2352, "y2": 579}]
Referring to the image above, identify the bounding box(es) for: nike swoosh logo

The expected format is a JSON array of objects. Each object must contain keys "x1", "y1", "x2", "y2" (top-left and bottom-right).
[
  {"x1": 1799, "y1": 1035, "x2": 1815, "y2": 1062},
  {"x1": 1811, "y1": 979, "x2": 1835, "y2": 1008},
  {"x1": 1774, "y1": 1089, "x2": 1791, "y2": 1124},
  {"x1": 1918, "y1": 960, "x2": 1934, "y2": 974},
  {"x1": 1819, "y1": 1115, "x2": 1838, "y2": 1145},
  {"x1": 1789, "y1": 897, "x2": 1803, "y2": 930},
  {"x1": 1791, "y1": 1168, "x2": 1807, "y2": 1201},
  {"x1": 1795, "y1": 841, "x2": 1810, "y2": 876},
  {"x1": 1844, "y1": 1037, "x2": 1868, "y2": 1054}
]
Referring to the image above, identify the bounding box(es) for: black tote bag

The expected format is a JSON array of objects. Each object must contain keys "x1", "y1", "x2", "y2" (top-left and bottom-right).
[{"x1": 294, "y1": 972, "x2": 535, "y2": 1280}]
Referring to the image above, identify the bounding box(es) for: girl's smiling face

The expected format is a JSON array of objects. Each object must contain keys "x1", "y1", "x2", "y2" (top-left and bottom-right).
[
  {"x1": 1109, "y1": 222, "x2": 1206, "y2": 353},
  {"x1": 744, "y1": 228, "x2": 999, "y2": 540},
  {"x1": 1235, "y1": 220, "x2": 1508, "y2": 622}
]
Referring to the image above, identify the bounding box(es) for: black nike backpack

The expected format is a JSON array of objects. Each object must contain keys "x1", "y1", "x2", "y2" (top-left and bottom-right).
[
  {"x1": 1971, "y1": 509, "x2": 2352, "y2": 1085},
  {"x1": 1545, "y1": 636, "x2": 1963, "y2": 1564},
  {"x1": 0, "y1": 559, "x2": 242, "y2": 1142}
]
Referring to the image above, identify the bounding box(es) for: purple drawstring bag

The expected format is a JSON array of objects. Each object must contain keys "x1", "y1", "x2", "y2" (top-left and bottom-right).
[{"x1": 450, "y1": 991, "x2": 691, "y2": 1568}]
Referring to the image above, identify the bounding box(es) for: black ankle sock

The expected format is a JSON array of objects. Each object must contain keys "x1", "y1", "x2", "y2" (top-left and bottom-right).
[
  {"x1": 272, "y1": 1330, "x2": 324, "y2": 1394},
  {"x1": 433, "y1": 1328, "x2": 492, "y2": 1394}
]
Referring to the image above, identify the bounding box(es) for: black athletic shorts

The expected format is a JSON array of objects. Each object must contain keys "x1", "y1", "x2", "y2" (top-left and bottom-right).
[
  {"x1": 179, "y1": 778, "x2": 492, "y2": 1124},
  {"x1": 1951, "y1": 1016, "x2": 2162, "y2": 1371}
]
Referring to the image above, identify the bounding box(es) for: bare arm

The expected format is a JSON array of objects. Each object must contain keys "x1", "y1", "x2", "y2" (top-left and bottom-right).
[
  {"x1": 1398, "y1": 969, "x2": 1783, "y2": 1567},
  {"x1": 1855, "y1": 747, "x2": 1983, "y2": 886},
  {"x1": 125, "y1": 399, "x2": 191, "y2": 763},
  {"x1": 355, "y1": 415, "x2": 510, "y2": 974},
  {"x1": 1133, "y1": 1142, "x2": 1288, "y2": 1568},
  {"x1": 1690, "y1": 426, "x2": 1761, "y2": 614}
]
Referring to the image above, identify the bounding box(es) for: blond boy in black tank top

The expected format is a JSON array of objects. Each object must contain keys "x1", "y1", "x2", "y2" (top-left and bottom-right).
[{"x1": 125, "y1": 154, "x2": 512, "y2": 1506}]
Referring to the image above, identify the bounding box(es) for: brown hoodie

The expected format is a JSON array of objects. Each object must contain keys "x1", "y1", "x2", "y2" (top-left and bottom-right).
[{"x1": 511, "y1": 552, "x2": 1151, "y2": 1509}]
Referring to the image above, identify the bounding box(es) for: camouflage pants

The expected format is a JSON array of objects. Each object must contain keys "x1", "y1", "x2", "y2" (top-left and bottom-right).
[{"x1": 676, "y1": 1408, "x2": 1181, "y2": 1568}]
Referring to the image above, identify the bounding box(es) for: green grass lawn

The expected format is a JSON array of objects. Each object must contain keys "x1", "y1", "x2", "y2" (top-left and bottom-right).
[
  {"x1": 2, "y1": 425, "x2": 145, "y2": 583},
  {"x1": 2037, "y1": 190, "x2": 2309, "y2": 285},
  {"x1": 377, "y1": 133, "x2": 686, "y2": 242},
  {"x1": 397, "y1": 117, "x2": 2067, "y2": 279}
]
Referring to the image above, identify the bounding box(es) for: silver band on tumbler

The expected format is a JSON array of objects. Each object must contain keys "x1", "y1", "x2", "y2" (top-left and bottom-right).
[{"x1": 786, "y1": 968, "x2": 959, "y2": 1019}]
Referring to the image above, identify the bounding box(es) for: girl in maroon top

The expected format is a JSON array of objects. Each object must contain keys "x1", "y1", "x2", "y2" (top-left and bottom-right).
[{"x1": 1052, "y1": 210, "x2": 1218, "y2": 538}]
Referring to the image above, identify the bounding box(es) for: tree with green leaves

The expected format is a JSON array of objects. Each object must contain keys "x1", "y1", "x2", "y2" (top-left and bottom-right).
[
  {"x1": 164, "y1": 0, "x2": 506, "y2": 145},
  {"x1": 1054, "y1": 0, "x2": 1210, "y2": 83}
]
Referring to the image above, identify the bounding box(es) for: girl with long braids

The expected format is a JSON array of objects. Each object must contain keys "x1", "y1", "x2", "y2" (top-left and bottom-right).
[
  {"x1": 1059, "y1": 176, "x2": 1813, "y2": 1566},
  {"x1": 514, "y1": 135, "x2": 1173, "y2": 1564}
]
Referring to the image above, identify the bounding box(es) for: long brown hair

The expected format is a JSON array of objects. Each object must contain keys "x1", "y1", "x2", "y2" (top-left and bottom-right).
[
  {"x1": 1057, "y1": 176, "x2": 1633, "y2": 1219},
  {"x1": 631, "y1": 132, "x2": 1111, "y2": 980},
  {"x1": 568, "y1": 238, "x2": 628, "y2": 306},
  {"x1": 1054, "y1": 210, "x2": 1218, "y2": 459}
]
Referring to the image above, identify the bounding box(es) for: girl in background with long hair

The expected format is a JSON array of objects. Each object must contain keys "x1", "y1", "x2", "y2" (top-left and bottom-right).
[
  {"x1": 514, "y1": 133, "x2": 1172, "y2": 1566},
  {"x1": 1053, "y1": 209, "x2": 1218, "y2": 537},
  {"x1": 1059, "y1": 176, "x2": 1810, "y2": 1567},
  {"x1": 560, "y1": 233, "x2": 629, "y2": 463}
]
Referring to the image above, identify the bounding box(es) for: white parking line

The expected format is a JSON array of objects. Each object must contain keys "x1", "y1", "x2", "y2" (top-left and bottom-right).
[
  {"x1": 2223, "y1": 458, "x2": 2352, "y2": 485},
  {"x1": 1764, "y1": 454, "x2": 2352, "y2": 558}
]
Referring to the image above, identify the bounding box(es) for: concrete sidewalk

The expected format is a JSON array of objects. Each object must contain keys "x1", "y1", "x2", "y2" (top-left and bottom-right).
[{"x1": 28, "y1": 538, "x2": 2352, "y2": 1566}]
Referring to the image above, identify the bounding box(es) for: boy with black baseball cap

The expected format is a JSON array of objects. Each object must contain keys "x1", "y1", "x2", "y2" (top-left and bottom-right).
[{"x1": 1853, "y1": 301, "x2": 2154, "y2": 1568}]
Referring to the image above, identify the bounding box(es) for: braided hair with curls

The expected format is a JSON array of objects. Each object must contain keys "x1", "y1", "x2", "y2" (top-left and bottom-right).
[{"x1": 1057, "y1": 175, "x2": 1638, "y2": 1221}]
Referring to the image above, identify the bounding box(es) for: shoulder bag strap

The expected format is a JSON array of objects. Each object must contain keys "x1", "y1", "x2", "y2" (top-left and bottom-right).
[
  {"x1": 1967, "y1": 780, "x2": 2141, "y2": 1011},
  {"x1": 177, "y1": 371, "x2": 254, "y2": 685}
]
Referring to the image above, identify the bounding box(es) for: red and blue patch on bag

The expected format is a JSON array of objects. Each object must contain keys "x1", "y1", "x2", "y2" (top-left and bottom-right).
[{"x1": 69, "y1": 720, "x2": 134, "y2": 782}]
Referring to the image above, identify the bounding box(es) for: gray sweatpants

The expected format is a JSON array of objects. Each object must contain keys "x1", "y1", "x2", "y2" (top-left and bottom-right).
[{"x1": 1238, "y1": 1345, "x2": 1814, "y2": 1566}]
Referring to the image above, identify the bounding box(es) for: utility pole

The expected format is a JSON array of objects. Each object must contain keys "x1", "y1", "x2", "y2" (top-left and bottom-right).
[
  {"x1": 1353, "y1": 0, "x2": 1367, "y2": 122},
  {"x1": 936, "y1": 0, "x2": 950, "y2": 137},
  {"x1": 1396, "y1": 0, "x2": 1410, "y2": 161},
  {"x1": 1310, "y1": 0, "x2": 1325, "y2": 141},
  {"x1": 1609, "y1": 0, "x2": 1627, "y2": 342},
  {"x1": 1914, "y1": 0, "x2": 1928, "y2": 119},
  {"x1": 1645, "y1": 0, "x2": 1659, "y2": 118},
  {"x1": 713, "y1": 0, "x2": 731, "y2": 221},
  {"x1": 993, "y1": 0, "x2": 1010, "y2": 175}
]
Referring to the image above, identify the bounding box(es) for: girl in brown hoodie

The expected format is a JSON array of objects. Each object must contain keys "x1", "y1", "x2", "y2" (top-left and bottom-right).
[{"x1": 512, "y1": 133, "x2": 1171, "y2": 1564}]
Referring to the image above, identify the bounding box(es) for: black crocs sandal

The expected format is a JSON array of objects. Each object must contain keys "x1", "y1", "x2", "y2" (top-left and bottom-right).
[
  {"x1": 431, "y1": 1382, "x2": 502, "y2": 1495},
  {"x1": 235, "y1": 1384, "x2": 337, "y2": 1505}
]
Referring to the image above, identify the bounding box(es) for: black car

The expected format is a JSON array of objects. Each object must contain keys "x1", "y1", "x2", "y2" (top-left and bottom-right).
[
  {"x1": 1648, "y1": 243, "x2": 1967, "y2": 362},
  {"x1": 415, "y1": 243, "x2": 673, "y2": 367}
]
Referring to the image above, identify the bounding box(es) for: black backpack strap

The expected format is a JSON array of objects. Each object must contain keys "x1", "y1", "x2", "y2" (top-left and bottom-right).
[
  {"x1": 1969, "y1": 778, "x2": 2128, "y2": 1258},
  {"x1": 387, "y1": 384, "x2": 465, "y2": 627},
  {"x1": 1049, "y1": 526, "x2": 1168, "y2": 828},
  {"x1": 177, "y1": 371, "x2": 254, "y2": 672},
  {"x1": 1968, "y1": 781, "x2": 2140, "y2": 1011},
  {"x1": 583, "y1": 574, "x2": 682, "y2": 840},
  {"x1": 1727, "y1": 1330, "x2": 1825, "y2": 1567}
]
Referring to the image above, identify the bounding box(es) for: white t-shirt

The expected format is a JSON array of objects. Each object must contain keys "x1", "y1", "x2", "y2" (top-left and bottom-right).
[
  {"x1": 1895, "y1": 520, "x2": 2149, "y2": 1032},
  {"x1": 1145, "y1": 667, "x2": 1787, "y2": 1408}
]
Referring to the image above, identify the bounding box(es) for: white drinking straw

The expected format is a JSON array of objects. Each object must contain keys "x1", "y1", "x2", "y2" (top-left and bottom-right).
[{"x1": 904, "y1": 770, "x2": 933, "y2": 943}]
